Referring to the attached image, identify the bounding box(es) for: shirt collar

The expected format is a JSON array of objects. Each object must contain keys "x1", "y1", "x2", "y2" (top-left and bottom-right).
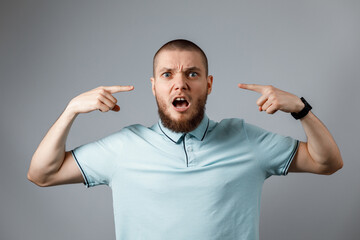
[{"x1": 157, "y1": 114, "x2": 210, "y2": 144}]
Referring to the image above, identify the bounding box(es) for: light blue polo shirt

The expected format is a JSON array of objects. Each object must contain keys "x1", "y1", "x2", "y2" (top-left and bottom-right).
[{"x1": 71, "y1": 115, "x2": 299, "y2": 240}]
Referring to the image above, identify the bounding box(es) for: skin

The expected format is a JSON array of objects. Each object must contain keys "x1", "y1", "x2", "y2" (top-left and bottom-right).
[
  {"x1": 238, "y1": 83, "x2": 343, "y2": 174},
  {"x1": 151, "y1": 50, "x2": 213, "y2": 132},
  {"x1": 27, "y1": 49, "x2": 343, "y2": 187},
  {"x1": 27, "y1": 85, "x2": 134, "y2": 186}
]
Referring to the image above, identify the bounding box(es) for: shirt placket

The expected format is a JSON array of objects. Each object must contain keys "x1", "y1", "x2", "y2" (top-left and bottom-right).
[{"x1": 183, "y1": 134, "x2": 195, "y2": 168}]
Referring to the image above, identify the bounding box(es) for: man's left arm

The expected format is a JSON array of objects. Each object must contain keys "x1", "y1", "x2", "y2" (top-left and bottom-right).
[{"x1": 238, "y1": 83, "x2": 343, "y2": 175}]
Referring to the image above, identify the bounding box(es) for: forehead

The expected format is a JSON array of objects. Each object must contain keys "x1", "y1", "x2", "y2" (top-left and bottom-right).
[{"x1": 154, "y1": 50, "x2": 205, "y2": 72}]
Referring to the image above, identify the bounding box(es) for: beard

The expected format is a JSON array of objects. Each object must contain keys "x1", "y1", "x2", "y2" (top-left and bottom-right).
[{"x1": 156, "y1": 92, "x2": 207, "y2": 133}]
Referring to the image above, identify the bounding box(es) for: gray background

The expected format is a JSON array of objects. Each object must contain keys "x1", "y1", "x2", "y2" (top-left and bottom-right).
[{"x1": 1, "y1": 0, "x2": 359, "y2": 239}]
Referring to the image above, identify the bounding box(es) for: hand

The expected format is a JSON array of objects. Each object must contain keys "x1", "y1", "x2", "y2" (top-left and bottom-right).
[
  {"x1": 66, "y1": 85, "x2": 134, "y2": 115},
  {"x1": 238, "y1": 83, "x2": 304, "y2": 114}
]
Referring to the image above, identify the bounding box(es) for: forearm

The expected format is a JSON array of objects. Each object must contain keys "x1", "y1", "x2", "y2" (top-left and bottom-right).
[
  {"x1": 300, "y1": 111, "x2": 343, "y2": 171},
  {"x1": 27, "y1": 85, "x2": 133, "y2": 186},
  {"x1": 28, "y1": 107, "x2": 77, "y2": 184}
]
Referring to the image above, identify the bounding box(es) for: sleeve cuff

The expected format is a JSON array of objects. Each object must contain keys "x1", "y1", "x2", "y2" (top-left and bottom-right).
[
  {"x1": 71, "y1": 150, "x2": 90, "y2": 188},
  {"x1": 282, "y1": 140, "x2": 300, "y2": 176}
]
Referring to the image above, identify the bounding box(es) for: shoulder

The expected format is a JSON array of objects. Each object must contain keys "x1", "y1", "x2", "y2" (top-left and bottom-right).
[
  {"x1": 210, "y1": 117, "x2": 269, "y2": 139},
  {"x1": 215, "y1": 118, "x2": 245, "y2": 132},
  {"x1": 94, "y1": 124, "x2": 149, "y2": 143},
  {"x1": 111, "y1": 123, "x2": 152, "y2": 139},
  {"x1": 207, "y1": 118, "x2": 247, "y2": 138},
  {"x1": 123, "y1": 123, "x2": 149, "y2": 133},
  {"x1": 118, "y1": 123, "x2": 162, "y2": 142}
]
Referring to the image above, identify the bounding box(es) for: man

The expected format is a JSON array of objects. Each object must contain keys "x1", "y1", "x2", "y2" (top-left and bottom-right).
[{"x1": 28, "y1": 39, "x2": 343, "y2": 240}]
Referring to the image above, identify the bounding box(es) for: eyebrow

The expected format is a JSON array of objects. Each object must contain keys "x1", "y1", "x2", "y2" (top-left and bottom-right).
[{"x1": 158, "y1": 66, "x2": 202, "y2": 73}]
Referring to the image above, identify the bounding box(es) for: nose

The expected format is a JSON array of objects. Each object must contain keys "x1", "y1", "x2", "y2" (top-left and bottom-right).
[{"x1": 173, "y1": 74, "x2": 188, "y2": 91}]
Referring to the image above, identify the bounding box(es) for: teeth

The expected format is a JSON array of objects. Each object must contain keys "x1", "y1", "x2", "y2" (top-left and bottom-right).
[{"x1": 175, "y1": 98, "x2": 185, "y2": 101}]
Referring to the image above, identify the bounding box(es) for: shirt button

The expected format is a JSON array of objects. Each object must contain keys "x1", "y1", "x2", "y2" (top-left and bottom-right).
[{"x1": 187, "y1": 146, "x2": 193, "y2": 152}]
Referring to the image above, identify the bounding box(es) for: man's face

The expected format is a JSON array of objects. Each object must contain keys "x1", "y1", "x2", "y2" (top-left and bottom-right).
[{"x1": 151, "y1": 49, "x2": 213, "y2": 133}]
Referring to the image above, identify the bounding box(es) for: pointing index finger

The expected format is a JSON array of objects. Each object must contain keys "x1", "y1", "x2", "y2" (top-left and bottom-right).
[
  {"x1": 238, "y1": 83, "x2": 265, "y2": 93},
  {"x1": 103, "y1": 85, "x2": 134, "y2": 94}
]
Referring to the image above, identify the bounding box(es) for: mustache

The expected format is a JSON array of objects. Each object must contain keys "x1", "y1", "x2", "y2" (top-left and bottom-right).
[{"x1": 156, "y1": 92, "x2": 208, "y2": 133}]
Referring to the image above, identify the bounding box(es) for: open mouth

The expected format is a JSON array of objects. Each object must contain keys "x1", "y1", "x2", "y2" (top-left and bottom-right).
[{"x1": 172, "y1": 97, "x2": 189, "y2": 109}]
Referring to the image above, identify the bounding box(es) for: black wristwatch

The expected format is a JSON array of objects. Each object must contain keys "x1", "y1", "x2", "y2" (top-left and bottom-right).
[{"x1": 291, "y1": 97, "x2": 312, "y2": 120}]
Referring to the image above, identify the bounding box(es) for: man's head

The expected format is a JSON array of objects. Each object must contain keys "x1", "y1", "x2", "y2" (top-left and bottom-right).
[
  {"x1": 151, "y1": 39, "x2": 213, "y2": 133},
  {"x1": 153, "y1": 39, "x2": 208, "y2": 77}
]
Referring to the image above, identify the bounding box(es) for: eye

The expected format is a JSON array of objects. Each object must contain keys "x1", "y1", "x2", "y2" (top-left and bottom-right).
[
  {"x1": 188, "y1": 72, "x2": 198, "y2": 77},
  {"x1": 162, "y1": 72, "x2": 171, "y2": 78}
]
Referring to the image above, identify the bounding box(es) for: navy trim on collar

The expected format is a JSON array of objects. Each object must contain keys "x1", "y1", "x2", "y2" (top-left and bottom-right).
[
  {"x1": 156, "y1": 115, "x2": 210, "y2": 143},
  {"x1": 201, "y1": 120, "x2": 210, "y2": 141},
  {"x1": 158, "y1": 122, "x2": 178, "y2": 144}
]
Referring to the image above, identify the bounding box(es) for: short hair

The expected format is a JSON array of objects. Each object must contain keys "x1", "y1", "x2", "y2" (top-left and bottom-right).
[{"x1": 153, "y1": 39, "x2": 208, "y2": 77}]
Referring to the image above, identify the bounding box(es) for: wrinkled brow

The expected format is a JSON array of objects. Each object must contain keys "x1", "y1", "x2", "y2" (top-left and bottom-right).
[{"x1": 158, "y1": 66, "x2": 202, "y2": 73}]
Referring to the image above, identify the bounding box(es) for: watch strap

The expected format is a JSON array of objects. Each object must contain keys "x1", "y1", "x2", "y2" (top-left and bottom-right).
[{"x1": 291, "y1": 97, "x2": 312, "y2": 120}]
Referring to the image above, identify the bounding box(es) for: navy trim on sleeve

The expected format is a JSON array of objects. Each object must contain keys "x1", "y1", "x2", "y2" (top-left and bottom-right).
[
  {"x1": 71, "y1": 150, "x2": 90, "y2": 188},
  {"x1": 283, "y1": 140, "x2": 300, "y2": 175}
]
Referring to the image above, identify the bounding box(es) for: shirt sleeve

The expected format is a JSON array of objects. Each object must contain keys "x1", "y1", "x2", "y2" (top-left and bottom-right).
[
  {"x1": 71, "y1": 131, "x2": 124, "y2": 188},
  {"x1": 244, "y1": 122, "x2": 299, "y2": 178}
]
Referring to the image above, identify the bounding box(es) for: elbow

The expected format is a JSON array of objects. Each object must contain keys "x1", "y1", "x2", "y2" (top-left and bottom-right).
[
  {"x1": 27, "y1": 156, "x2": 54, "y2": 187},
  {"x1": 331, "y1": 153, "x2": 344, "y2": 174},
  {"x1": 27, "y1": 170, "x2": 51, "y2": 187},
  {"x1": 337, "y1": 157, "x2": 344, "y2": 171},
  {"x1": 322, "y1": 156, "x2": 343, "y2": 175},
  {"x1": 332, "y1": 158, "x2": 344, "y2": 174}
]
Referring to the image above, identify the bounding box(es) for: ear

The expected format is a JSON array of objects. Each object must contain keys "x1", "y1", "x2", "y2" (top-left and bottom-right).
[
  {"x1": 150, "y1": 77, "x2": 156, "y2": 96},
  {"x1": 207, "y1": 75, "x2": 213, "y2": 95}
]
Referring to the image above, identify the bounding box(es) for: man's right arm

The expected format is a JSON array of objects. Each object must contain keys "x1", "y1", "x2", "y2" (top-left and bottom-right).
[{"x1": 27, "y1": 85, "x2": 134, "y2": 187}]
